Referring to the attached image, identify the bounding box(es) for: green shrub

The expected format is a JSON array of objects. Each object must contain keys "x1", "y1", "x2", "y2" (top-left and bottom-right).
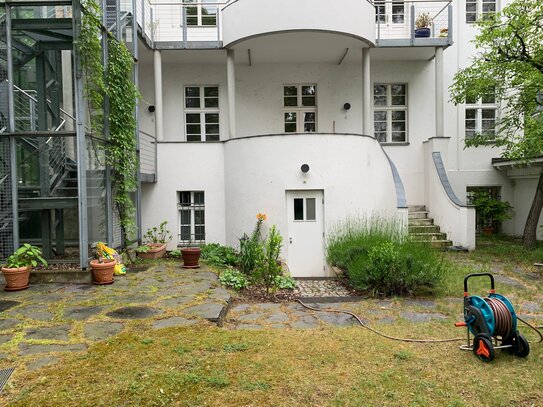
[
  {"x1": 201, "y1": 243, "x2": 238, "y2": 268},
  {"x1": 327, "y1": 216, "x2": 446, "y2": 297},
  {"x1": 238, "y1": 236, "x2": 264, "y2": 274},
  {"x1": 219, "y1": 268, "x2": 249, "y2": 291},
  {"x1": 273, "y1": 274, "x2": 296, "y2": 290}
]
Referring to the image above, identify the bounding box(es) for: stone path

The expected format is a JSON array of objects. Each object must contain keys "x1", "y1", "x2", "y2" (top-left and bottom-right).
[
  {"x1": 294, "y1": 279, "x2": 353, "y2": 298},
  {"x1": 0, "y1": 263, "x2": 231, "y2": 371}
]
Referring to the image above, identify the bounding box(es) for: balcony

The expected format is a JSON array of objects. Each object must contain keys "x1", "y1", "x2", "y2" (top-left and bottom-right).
[{"x1": 135, "y1": 0, "x2": 452, "y2": 50}]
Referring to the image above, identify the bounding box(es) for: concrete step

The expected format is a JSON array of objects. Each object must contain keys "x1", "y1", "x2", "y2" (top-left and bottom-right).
[
  {"x1": 407, "y1": 211, "x2": 429, "y2": 219},
  {"x1": 410, "y1": 232, "x2": 448, "y2": 241},
  {"x1": 408, "y1": 218, "x2": 434, "y2": 226},
  {"x1": 414, "y1": 239, "x2": 453, "y2": 249},
  {"x1": 408, "y1": 205, "x2": 426, "y2": 212},
  {"x1": 409, "y1": 225, "x2": 440, "y2": 234}
]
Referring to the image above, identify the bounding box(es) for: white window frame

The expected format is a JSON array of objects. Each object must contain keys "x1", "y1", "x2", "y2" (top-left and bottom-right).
[
  {"x1": 184, "y1": 85, "x2": 220, "y2": 142},
  {"x1": 465, "y1": 91, "x2": 498, "y2": 140},
  {"x1": 185, "y1": 1, "x2": 218, "y2": 27},
  {"x1": 283, "y1": 84, "x2": 318, "y2": 133},
  {"x1": 374, "y1": 1, "x2": 404, "y2": 24},
  {"x1": 178, "y1": 191, "x2": 205, "y2": 246},
  {"x1": 466, "y1": 0, "x2": 497, "y2": 24},
  {"x1": 373, "y1": 83, "x2": 408, "y2": 143}
]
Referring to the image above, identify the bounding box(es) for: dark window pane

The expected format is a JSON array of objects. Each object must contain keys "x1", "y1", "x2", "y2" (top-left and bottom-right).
[
  {"x1": 392, "y1": 122, "x2": 406, "y2": 131},
  {"x1": 187, "y1": 134, "x2": 201, "y2": 142},
  {"x1": 304, "y1": 112, "x2": 316, "y2": 122},
  {"x1": 204, "y1": 87, "x2": 219, "y2": 97},
  {"x1": 180, "y1": 192, "x2": 191, "y2": 206},
  {"x1": 205, "y1": 124, "x2": 220, "y2": 135},
  {"x1": 194, "y1": 191, "x2": 204, "y2": 204},
  {"x1": 302, "y1": 96, "x2": 316, "y2": 107},
  {"x1": 302, "y1": 85, "x2": 316, "y2": 95},
  {"x1": 204, "y1": 98, "x2": 219, "y2": 108},
  {"x1": 185, "y1": 87, "x2": 200, "y2": 97},
  {"x1": 465, "y1": 120, "x2": 476, "y2": 130},
  {"x1": 180, "y1": 226, "x2": 191, "y2": 240},
  {"x1": 186, "y1": 125, "x2": 201, "y2": 134},
  {"x1": 195, "y1": 226, "x2": 205, "y2": 240},
  {"x1": 465, "y1": 109, "x2": 476, "y2": 119},
  {"x1": 205, "y1": 113, "x2": 219, "y2": 123},
  {"x1": 285, "y1": 112, "x2": 297, "y2": 123},
  {"x1": 391, "y1": 132, "x2": 406, "y2": 142},
  {"x1": 374, "y1": 84, "x2": 387, "y2": 95},
  {"x1": 391, "y1": 96, "x2": 406, "y2": 106},
  {"x1": 374, "y1": 111, "x2": 387, "y2": 121},
  {"x1": 186, "y1": 113, "x2": 200, "y2": 124},
  {"x1": 194, "y1": 209, "x2": 205, "y2": 224},
  {"x1": 206, "y1": 134, "x2": 219, "y2": 141},
  {"x1": 294, "y1": 198, "x2": 304, "y2": 220},
  {"x1": 374, "y1": 122, "x2": 387, "y2": 132},
  {"x1": 180, "y1": 209, "x2": 191, "y2": 224},
  {"x1": 374, "y1": 96, "x2": 387, "y2": 107},
  {"x1": 391, "y1": 84, "x2": 406, "y2": 95},
  {"x1": 304, "y1": 123, "x2": 316, "y2": 132},
  {"x1": 284, "y1": 97, "x2": 298, "y2": 107},
  {"x1": 284, "y1": 86, "x2": 297, "y2": 96},
  {"x1": 375, "y1": 132, "x2": 387, "y2": 142},
  {"x1": 185, "y1": 98, "x2": 200, "y2": 108},
  {"x1": 202, "y1": 15, "x2": 216, "y2": 26},
  {"x1": 306, "y1": 198, "x2": 316, "y2": 221},
  {"x1": 482, "y1": 109, "x2": 496, "y2": 119},
  {"x1": 285, "y1": 123, "x2": 297, "y2": 133},
  {"x1": 392, "y1": 110, "x2": 405, "y2": 120}
]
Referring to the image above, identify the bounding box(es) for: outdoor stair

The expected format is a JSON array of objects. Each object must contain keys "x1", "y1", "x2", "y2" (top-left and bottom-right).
[{"x1": 408, "y1": 205, "x2": 452, "y2": 249}]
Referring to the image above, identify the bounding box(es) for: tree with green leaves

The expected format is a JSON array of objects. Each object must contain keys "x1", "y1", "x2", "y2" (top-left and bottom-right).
[{"x1": 449, "y1": 0, "x2": 543, "y2": 248}]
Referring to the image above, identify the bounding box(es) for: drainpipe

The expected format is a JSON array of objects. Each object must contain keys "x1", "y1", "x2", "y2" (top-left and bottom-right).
[
  {"x1": 435, "y1": 46, "x2": 444, "y2": 138},
  {"x1": 153, "y1": 50, "x2": 163, "y2": 141},
  {"x1": 362, "y1": 48, "x2": 371, "y2": 135},
  {"x1": 226, "y1": 49, "x2": 236, "y2": 139}
]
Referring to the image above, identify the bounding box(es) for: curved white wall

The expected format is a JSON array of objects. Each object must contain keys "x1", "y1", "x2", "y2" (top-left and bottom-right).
[
  {"x1": 223, "y1": 134, "x2": 398, "y2": 248},
  {"x1": 221, "y1": 0, "x2": 376, "y2": 47}
]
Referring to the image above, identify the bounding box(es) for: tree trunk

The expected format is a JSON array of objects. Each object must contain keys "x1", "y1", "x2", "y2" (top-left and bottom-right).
[{"x1": 523, "y1": 170, "x2": 543, "y2": 249}]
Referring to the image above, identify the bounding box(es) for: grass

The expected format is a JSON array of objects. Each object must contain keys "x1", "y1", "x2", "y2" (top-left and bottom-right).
[
  {"x1": 1, "y1": 235, "x2": 542, "y2": 406},
  {"x1": 3, "y1": 324, "x2": 542, "y2": 406}
]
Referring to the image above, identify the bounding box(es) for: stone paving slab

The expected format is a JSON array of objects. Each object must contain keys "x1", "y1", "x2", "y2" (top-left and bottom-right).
[
  {"x1": 183, "y1": 303, "x2": 226, "y2": 323},
  {"x1": 27, "y1": 356, "x2": 59, "y2": 371},
  {"x1": 0, "y1": 319, "x2": 21, "y2": 331},
  {"x1": 7, "y1": 305, "x2": 54, "y2": 321},
  {"x1": 83, "y1": 322, "x2": 124, "y2": 341},
  {"x1": 25, "y1": 325, "x2": 71, "y2": 341},
  {"x1": 106, "y1": 306, "x2": 162, "y2": 320},
  {"x1": 63, "y1": 306, "x2": 104, "y2": 320}
]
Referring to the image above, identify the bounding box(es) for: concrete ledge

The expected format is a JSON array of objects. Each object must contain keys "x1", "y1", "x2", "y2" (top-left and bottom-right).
[{"x1": 29, "y1": 270, "x2": 91, "y2": 284}]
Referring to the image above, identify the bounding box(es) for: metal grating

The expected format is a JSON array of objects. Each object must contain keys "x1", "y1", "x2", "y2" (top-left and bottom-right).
[
  {"x1": 0, "y1": 138, "x2": 13, "y2": 260},
  {"x1": 0, "y1": 367, "x2": 15, "y2": 394}
]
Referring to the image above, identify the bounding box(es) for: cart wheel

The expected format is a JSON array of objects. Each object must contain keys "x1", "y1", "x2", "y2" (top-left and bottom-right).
[
  {"x1": 513, "y1": 333, "x2": 530, "y2": 358},
  {"x1": 473, "y1": 335, "x2": 494, "y2": 362}
]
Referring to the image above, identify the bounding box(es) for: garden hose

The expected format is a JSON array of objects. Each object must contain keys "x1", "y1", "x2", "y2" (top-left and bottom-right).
[
  {"x1": 295, "y1": 299, "x2": 543, "y2": 344},
  {"x1": 484, "y1": 297, "x2": 512, "y2": 338}
]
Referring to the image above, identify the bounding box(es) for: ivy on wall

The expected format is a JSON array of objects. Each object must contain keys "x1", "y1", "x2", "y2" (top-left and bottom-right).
[{"x1": 79, "y1": 0, "x2": 140, "y2": 248}]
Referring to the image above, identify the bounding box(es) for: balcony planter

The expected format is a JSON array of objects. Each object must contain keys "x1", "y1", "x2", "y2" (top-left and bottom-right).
[
  {"x1": 136, "y1": 243, "x2": 167, "y2": 259},
  {"x1": 1, "y1": 265, "x2": 31, "y2": 291},
  {"x1": 89, "y1": 259, "x2": 116, "y2": 285},
  {"x1": 181, "y1": 247, "x2": 202, "y2": 269},
  {"x1": 415, "y1": 28, "x2": 431, "y2": 38}
]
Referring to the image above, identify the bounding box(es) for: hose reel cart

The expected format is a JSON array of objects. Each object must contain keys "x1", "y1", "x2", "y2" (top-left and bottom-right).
[{"x1": 455, "y1": 273, "x2": 530, "y2": 362}]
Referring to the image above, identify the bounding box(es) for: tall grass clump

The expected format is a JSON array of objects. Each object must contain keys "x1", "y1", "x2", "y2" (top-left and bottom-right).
[{"x1": 327, "y1": 215, "x2": 447, "y2": 297}]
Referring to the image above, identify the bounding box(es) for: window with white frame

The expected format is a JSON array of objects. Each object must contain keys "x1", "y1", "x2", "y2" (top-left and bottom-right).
[
  {"x1": 178, "y1": 191, "x2": 205, "y2": 245},
  {"x1": 283, "y1": 84, "x2": 317, "y2": 133},
  {"x1": 391, "y1": 0, "x2": 405, "y2": 23},
  {"x1": 375, "y1": 1, "x2": 385, "y2": 23},
  {"x1": 373, "y1": 83, "x2": 407, "y2": 143},
  {"x1": 184, "y1": 86, "x2": 219, "y2": 142},
  {"x1": 465, "y1": 89, "x2": 497, "y2": 139},
  {"x1": 185, "y1": 0, "x2": 217, "y2": 26},
  {"x1": 466, "y1": 0, "x2": 496, "y2": 23}
]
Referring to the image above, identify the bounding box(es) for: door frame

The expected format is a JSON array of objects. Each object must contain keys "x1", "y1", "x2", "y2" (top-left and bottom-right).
[{"x1": 285, "y1": 189, "x2": 328, "y2": 277}]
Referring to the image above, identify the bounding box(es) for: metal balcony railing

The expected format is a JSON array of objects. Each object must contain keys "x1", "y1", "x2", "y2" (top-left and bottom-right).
[{"x1": 375, "y1": 0, "x2": 452, "y2": 46}]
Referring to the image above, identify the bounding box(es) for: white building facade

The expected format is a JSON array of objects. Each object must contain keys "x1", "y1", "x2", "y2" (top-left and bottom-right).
[{"x1": 136, "y1": 0, "x2": 539, "y2": 277}]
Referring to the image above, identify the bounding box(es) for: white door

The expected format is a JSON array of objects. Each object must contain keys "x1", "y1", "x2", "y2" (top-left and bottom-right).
[
  {"x1": 375, "y1": 1, "x2": 410, "y2": 39},
  {"x1": 286, "y1": 190, "x2": 325, "y2": 277}
]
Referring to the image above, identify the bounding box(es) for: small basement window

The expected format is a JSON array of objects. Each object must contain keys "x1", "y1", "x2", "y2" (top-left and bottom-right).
[{"x1": 178, "y1": 191, "x2": 205, "y2": 245}]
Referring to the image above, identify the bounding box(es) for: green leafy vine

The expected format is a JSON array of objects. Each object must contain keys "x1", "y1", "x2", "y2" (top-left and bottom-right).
[{"x1": 78, "y1": 0, "x2": 140, "y2": 249}]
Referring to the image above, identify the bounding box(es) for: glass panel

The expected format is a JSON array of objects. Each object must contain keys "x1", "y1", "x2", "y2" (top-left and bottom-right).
[
  {"x1": 392, "y1": 110, "x2": 406, "y2": 120},
  {"x1": 180, "y1": 191, "x2": 191, "y2": 206},
  {"x1": 284, "y1": 86, "x2": 298, "y2": 96},
  {"x1": 186, "y1": 125, "x2": 201, "y2": 134},
  {"x1": 87, "y1": 137, "x2": 108, "y2": 246},
  {"x1": 391, "y1": 96, "x2": 406, "y2": 106},
  {"x1": 306, "y1": 198, "x2": 316, "y2": 221},
  {"x1": 482, "y1": 89, "x2": 496, "y2": 104},
  {"x1": 391, "y1": 84, "x2": 406, "y2": 95},
  {"x1": 204, "y1": 87, "x2": 218, "y2": 97},
  {"x1": 186, "y1": 87, "x2": 200, "y2": 97},
  {"x1": 285, "y1": 112, "x2": 296, "y2": 123},
  {"x1": 465, "y1": 109, "x2": 476, "y2": 119},
  {"x1": 180, "y1": 225, "x2": 191, "y2": 240},
  {"x1": 375, "y1": 2, "x2": 385, "y2": 23},
  {"x1": 375, "y1": 133, "x2": 387, "y2": 142},
  {"x1": 392, "y1": 121, "x2": 406, "y2": 131},
  {"x1": 194, "y1": 209, "x2": 204, "y2": 224},
  {"x1": 482, "y1": 109, "x2": 496, "y2": 119},
  {"x1": 180, "y1": 210, "x2": 191, "y2": 224},
  {"x1": 185, "y1": 98, "x2": 200, "y2": 108},
  {"x1": 201, "y1": 6, "x2": 217, "y2": 26},
  {"x1": 374, "y1": 111, "x2": 387, "y2": 121},
  {"x1": 206, "y1": 134, "x2": 219, "y2": 141},
  {"x1": 304, "y1": 112, "x2": 316, "y2": 122},
  {"x1": 302, "y1": 85, "x2": 316, "y2": 96},
  {"x1": 285, "y1": 123, "x2": 297, "y2": 133},
  {"x1": 294, "y1": 198, "x2": 304, "y2": 221},
  {"x1": 302, "y1": 97, "x2": 316, "y2": 107},
  {"x1": 284, "y1": 97, "x2": 298, "y2": 107},
  {"x1": 391, "y1": 132, "x2": 406, "y2": 142},
  {"x1": 392, "y1": 2, "x2": 405, "y2": 23},
  {"x1": 374, "y1": 96, "x2": 387, "y2": 107},
  {"x1": 205, "y1": 124, "x2": 220, "y2": 135},
  {"x1": 186, "y1": 6, "x2": 198, "y2": 26},
  {"x1": 187, "y1": 134, "x2": 201, "y2": 142},
  {"x1": 374, "y1": 84, "x2": 387, "y2": 95},
  {"x1": 194, "y1": 191, "x2": 204, "y2": 204},
  {"x1": 194, "y1": 225, "x2": 205, "y2": 241},
  {"x1": 205, "y1": 113, "x2": 219, "y2": 123},
  {"x1": 186, "y1": 113, "x2": 201, "y2": 124},
  {"x1": 304, "y1": 123, "x2": 316, "y2": 132}
]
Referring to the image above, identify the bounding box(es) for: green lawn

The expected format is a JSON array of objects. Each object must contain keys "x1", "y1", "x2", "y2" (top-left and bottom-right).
[{"x1": 2, "y1": 236, "x2": 543, "y2": 407}]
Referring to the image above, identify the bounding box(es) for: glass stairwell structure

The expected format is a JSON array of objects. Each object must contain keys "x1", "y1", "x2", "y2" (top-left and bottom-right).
[{"x1": 0, "y1": 0, "x2": 140, "y2": 268}]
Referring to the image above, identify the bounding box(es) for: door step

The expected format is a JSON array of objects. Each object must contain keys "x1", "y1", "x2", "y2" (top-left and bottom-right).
[{"x1": 408, "y1": 205, "x2": 453, "y2": 250}]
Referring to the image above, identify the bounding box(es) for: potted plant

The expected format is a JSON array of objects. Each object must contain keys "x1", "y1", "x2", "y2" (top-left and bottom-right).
[
  {"x1": 1, "y1": 244, "x2": 48, "y2": 291},
  {"x1": 469, "y1": 192, "x2": 512, "y2": 235},
  {"x1": 181, "y1": 241, "x2": 202, "y2": 269},
  {"x1": 89, "y1": 244, "x2": 116, "y2": 285},
  {"x1": 137, "y1": 221, "x2": 172, "y2": 259},
  {"x1": 415, "y1": 12, "x2": 432, "y2": 38}
]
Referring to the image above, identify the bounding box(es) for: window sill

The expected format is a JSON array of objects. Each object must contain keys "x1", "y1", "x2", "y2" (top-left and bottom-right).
[{"x1": 380, "y1": 142, "x2": 410, "y2": 146}]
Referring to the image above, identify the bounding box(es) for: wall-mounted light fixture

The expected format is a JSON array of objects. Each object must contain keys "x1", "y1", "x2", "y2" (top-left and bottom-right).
[
  {"x1": 148, "y1": 105, "x2": 156, "y2": 113},
  {"x1": 301, "y1": 164, "x2": 310, "y2": 173},
  {"x1": 343, "y1": 103, "x2": 351, "y2": 111}
]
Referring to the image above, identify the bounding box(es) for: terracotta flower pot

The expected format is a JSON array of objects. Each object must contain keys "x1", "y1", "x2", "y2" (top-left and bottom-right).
[
  {"x1": 1, "y1": 266, "x2": 31, "y2": 291},
  {"x1": 181, "y1": 247, "x2": 201, "y2": 269},
  {"x1": 89, "y1": 259, "x2": 116, "y2": 285},
  {"x1": 136, "y1": 243, "x2": 167, "y2": 259}
]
